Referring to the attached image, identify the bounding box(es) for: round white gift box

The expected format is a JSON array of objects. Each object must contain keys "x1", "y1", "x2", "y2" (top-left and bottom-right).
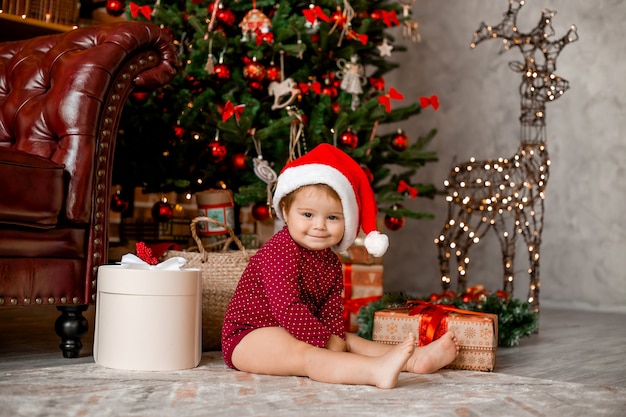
[{"x1": 94, "y1": 265, "x2": 202, "y2": 371}]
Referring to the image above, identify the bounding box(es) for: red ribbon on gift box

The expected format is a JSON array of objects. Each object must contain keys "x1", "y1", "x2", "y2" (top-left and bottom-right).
[{"x1": 406, "y1": 300, "x2": 491, "y2": 346}]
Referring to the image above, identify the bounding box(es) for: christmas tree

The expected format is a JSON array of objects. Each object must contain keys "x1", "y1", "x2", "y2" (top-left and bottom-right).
[{"x1": 112, "y1": 0, "x2": 440, "y2": 226}]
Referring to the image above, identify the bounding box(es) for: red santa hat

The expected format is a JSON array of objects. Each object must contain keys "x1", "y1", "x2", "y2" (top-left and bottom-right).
[{"x1": 273, "y1": 143, "x2": 389, "y2": 257}]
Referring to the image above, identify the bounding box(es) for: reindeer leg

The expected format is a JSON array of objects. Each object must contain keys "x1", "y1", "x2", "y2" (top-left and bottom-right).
[
  {"x1": 436, "y1": 204, "x2": 485, "y2": 294},
  {"x1": 519, "y1": 198, "x2": 545, "y2": 313},
  {"x1": 436, "y1": 204, "x2": 459, "y2": 291},
  {"x1": 492, "y1": 211, "x2": 518, "y2": 298}
]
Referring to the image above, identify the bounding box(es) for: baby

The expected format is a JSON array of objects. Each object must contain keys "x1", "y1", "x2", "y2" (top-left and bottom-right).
[{"x1": 222, "y1": 143, "x2": 458, "y2": 388}]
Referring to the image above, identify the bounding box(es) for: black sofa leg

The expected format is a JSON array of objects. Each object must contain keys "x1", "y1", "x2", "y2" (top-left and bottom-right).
[{"x1": 55, "y1": 305, "x2": 89, "y2": 358}]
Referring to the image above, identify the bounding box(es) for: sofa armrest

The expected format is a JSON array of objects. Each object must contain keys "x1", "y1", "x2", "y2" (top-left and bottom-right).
[{"x1": 0, "y1": 22, "x2": 177, "y2": 223}]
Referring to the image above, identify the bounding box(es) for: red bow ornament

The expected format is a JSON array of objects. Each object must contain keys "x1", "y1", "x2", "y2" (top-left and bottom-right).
[
  {"x1": 380, "y1": 10, "x2": 399, "y2": 27},
  {"x1": 419, "y1": 95, "x2": 440, "y2": 110},
  {"x1": 302, "y1": 5, "x2": 330, "y2": 24},
  {"x1": 255, "y1": 30, "x2": 274, "y2": 46},
  {"x1": 378, "y1": 87, "x2": 404, "y2": 112},
  {"x1": 347, "y1": 30, "x2": 368, "y2": 45},
  {"x1": 222, "y1": 100, "x2": 246, "y2": 123},
  {"x1": 298, "y1": 81, "x2": 322, "y2": 95},
  {"x1": 129, "y1": 2, "x2": 152, "y2": 20},
  {"x1": 397, "y1": 180, "x2": 418, "y2": 199}
]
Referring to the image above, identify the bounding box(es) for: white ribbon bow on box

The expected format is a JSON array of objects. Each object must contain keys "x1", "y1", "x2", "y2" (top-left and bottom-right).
[{"x1": 120, "y1": 254, "x2": 187, "y2": 270}]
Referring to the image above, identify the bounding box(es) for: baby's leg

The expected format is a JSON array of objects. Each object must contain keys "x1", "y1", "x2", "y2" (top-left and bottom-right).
[
  {"x1": 345, "y1": 331, "x2": 459, "y2": 374},
  {"x1": 231, "y1": 327, "x2": 416, "y2": 389}
]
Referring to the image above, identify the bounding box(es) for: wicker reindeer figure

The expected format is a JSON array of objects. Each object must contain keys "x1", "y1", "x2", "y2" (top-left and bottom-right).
[{"x1": 435, "y1": 0, "x2": 578, "y2": 312}]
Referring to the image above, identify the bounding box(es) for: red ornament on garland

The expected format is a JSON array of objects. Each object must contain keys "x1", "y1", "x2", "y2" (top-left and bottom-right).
[
  {"x1": 384, "y1": 205, "x2": 405, "y2": 231},
  {"x1": 252, "y1": 202, "x2": 271, "y2": 222},
  {"x1": 105, "y1": 0, "x2": 125, "y2": 16},
  {"x1": 151, "y1": 200, "x2": 174, "y2": 222},
  {"x1": 339, "y1": 128, "x2": 358, "y2": 149},
  {"x1": 206, "y1": 141, "x2": 228, "y2": 164},
  {"x1": 110, "y1": 191, "x2": 129, "y2": 213},
  {"x1": 390, "y1": 129, "x2": 409, "y2": 152}
]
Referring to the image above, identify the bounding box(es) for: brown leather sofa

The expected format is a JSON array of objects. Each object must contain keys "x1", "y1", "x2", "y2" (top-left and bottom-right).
[{"x1": 0, "y1": 22, "x2": 177, "y2": 357}]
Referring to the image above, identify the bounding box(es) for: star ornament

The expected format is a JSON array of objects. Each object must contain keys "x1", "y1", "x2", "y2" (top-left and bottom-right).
[{"x1": 377, "y1": 38, "x2": 393, "y2": 57}]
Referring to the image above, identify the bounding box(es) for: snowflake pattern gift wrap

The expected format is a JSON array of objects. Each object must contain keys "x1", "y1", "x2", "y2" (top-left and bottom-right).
[{"x1": 373, "y1": 302, "x2": 498, "y2": 371}]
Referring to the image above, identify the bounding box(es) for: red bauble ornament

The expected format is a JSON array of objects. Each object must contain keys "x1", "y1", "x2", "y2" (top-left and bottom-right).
[
  {"x1": 339, "y1": 129, "x2": 358, "y2": 149},
  {"x1": 330, "y1": 10, "x2": 346, "y2": 27},
  {"x1": 105, "y1": 0, "x2": 125, "y2": 16},
  {"x1": 151, "y1": 200, "x2": 174, "y2": 222},
  {"x1": 213, "y1": 63, "x2": 231, "y2": 81},
  {"x1": 110, "y1": 191, "x2": 129, "y2": 213},
  {"x1": 243, "y1": 60, "x2": 265, "y2": 82},
  {"x1": 252, "y1": 202, "x2": 271, "y2": 222},
  {"x1": 216, "y1": 8, "x2": 235, "y2": 26},
  {"x1": 390, "y1": 129, "x2": 409, "y2": 152},
  {"x1": 206, "y1": 141, "x2": 228, "y2": 163},
  {"x1": 231, "y1": 153, "x2": 247, "y2": 170},
  {"x1": 384, "y1": 205, "x2": 405, "y2": 231},
  {"x1": 265, "y1": 64, "x2": 281, "y2": 82}
]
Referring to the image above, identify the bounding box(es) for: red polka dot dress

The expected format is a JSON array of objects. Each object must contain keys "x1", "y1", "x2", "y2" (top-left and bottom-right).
[{"x1": 221, "y1": 226, "x2": 346, "y2": 369}]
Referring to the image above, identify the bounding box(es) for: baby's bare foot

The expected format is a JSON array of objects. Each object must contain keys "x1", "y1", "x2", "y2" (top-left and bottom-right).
[
  {"x1": 405, "y1": 331, "x2": 459, "y2": 374},
  {"x1": 375, "y1": 333, "x2": 416, "y2": 389}
]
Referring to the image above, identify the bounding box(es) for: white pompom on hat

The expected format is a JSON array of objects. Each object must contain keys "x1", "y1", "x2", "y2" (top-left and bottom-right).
[{"x1": 273, "y1": 143, "x2": 389, "y2": 257}]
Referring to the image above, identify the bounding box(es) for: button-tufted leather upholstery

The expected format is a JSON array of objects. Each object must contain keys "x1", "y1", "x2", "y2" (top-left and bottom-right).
[{"x1": 0, "y1": 22, "x2": 177, "y2": 358}]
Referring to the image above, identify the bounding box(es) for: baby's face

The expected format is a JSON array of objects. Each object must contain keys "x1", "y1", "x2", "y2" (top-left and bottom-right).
[{"x1": 282, "y1": 186, "x2": 344, "y2": 251}]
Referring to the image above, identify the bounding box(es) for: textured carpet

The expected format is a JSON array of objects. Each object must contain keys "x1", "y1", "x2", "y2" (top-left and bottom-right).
[{"x1": 1, "y1": 351, "x2": 623, "y2": 417}]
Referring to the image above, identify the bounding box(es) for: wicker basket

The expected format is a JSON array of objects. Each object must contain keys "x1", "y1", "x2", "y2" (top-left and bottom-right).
[{"x1": 164, "y1": 217, "x2": 255, "y2": 351}]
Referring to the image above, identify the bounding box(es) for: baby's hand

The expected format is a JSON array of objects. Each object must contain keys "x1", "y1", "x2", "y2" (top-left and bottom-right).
[{"x1": 325, "y1": 334, "x2": 347, "y2": 352}]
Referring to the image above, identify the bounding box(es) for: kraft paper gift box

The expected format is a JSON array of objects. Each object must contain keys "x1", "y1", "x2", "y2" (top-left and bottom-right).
[
  {"x1": 94, "y1": 259, "x2": 202, "y2": 371},
  {"x1": 373, "y1": 303, "x2": 498, "y2": 371},
  {"x1": 342, "y1": 263, "x2": 383, "y2": 332}
]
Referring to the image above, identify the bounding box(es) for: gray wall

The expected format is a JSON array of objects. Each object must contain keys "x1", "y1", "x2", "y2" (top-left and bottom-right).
[{"x1": 382, "y1": 0, "x2": 626, "y2": 312}]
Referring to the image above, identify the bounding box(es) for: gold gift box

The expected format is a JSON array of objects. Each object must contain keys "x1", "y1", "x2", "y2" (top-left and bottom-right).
[{"x1": 373, "y1": 307, "x2": 498, "y2": 371}]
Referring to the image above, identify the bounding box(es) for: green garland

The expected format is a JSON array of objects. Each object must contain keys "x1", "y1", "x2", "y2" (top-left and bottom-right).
[{"x1": 356, "y1": 291, "x2": 539, "y2": 347}]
